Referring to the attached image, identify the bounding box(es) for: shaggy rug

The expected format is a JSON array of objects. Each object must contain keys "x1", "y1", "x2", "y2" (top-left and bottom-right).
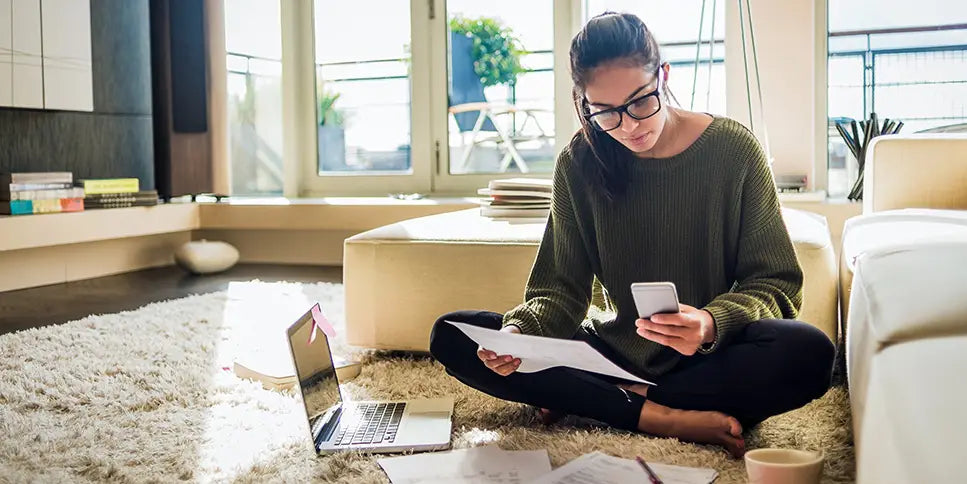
[{"x1": 0, "y1": 281, "x2": 855, "y2": 483}]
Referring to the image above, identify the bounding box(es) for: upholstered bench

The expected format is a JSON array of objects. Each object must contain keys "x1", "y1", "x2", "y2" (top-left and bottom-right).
[{"x1": 344, "y1": 207, "x2": 838, "y2": 351}]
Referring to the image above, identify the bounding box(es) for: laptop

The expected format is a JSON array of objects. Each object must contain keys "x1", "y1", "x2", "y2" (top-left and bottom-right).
[{"x1": 285, "y1": 305, "x2": 454, "y2": 454}]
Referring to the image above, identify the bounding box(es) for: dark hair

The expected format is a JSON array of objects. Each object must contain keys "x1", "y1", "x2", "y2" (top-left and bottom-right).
[{"x1": 568, "y1": 12, "x2": 664, "y2": 201}]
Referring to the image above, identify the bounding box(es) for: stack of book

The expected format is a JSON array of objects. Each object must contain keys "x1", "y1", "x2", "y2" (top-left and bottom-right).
[
  {"x1": 1, "y1": 172, "x2": 84, "y2": 215},
  {"x1": 477, "y1": 178, "x2": 552, "y2": 220},
  {"x1": 79, "y1": 178, "x2": 159, "y2": 209}
]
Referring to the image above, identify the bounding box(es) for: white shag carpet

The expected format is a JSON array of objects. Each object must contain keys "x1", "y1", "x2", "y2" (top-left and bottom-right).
[{"x1": 0, "y1": 281, "x2": 854, "y2": 483}]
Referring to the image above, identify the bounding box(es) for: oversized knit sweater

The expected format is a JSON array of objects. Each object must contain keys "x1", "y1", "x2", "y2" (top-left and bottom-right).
[{"x1": 502, "y1": 115, "x2": 803, "y2": 378}]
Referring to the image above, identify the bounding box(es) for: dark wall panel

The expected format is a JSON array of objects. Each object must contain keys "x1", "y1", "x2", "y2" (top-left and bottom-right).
[
  {"x1": 0, "y1": 0, "x2": 155, "y2": 189},
  {"x1": 0, "y1": 111, "x2": 154, "y2": 186}
]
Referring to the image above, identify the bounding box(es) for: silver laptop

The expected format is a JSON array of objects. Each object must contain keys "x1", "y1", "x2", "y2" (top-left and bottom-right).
[{"x1": 285, "y1": 306, "x2": 454, "y2": 454}]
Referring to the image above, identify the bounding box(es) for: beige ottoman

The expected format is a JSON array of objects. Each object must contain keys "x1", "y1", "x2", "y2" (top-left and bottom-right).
[{"x1": 344, "y1": 207, "x2": 838, "y2": 351}]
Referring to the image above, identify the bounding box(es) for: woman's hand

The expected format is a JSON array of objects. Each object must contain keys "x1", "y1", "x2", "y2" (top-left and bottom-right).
[
  {"x1": 477, "y1": 325, "x2": 523, "y2": 376},
  {"x1": 635, "y1": 304, "x2": 716, "y2": 355}
]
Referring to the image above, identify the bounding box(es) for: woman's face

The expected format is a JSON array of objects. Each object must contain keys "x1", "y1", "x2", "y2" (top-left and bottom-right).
[{"x1": 583, "y1": 62, "x2": 668, "y2": 155}]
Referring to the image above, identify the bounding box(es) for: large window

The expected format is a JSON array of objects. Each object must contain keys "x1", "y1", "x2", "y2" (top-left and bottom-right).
[
  {"x1": 827, "y1": 1, "x2": 967, "y2": 198},
  {"x1": 224, "y1": 1, "x2": 733, "y2": 197},
  {"x1": 225, "y1": 0, "x2": 284, "y2": 196}
]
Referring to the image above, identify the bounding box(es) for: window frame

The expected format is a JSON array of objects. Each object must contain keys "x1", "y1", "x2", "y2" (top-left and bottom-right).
[
  {"x1": 270, "y1": 0, "x2": 834, "y2": 198},
  {"x1": 278, "y1": 0, "x2": 581, "y2": 197}
]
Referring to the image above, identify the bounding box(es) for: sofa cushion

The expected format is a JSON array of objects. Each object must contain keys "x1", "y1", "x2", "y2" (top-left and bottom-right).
[
  {"x1": 840, "y1": 209, "x2": 967, "y2": 322},
  {"x1": 846, "y1": 241, "x2": 967, "y2": 448},
  {"x1": 863, "y1": 134, "x2": 967, "y2": 214}
]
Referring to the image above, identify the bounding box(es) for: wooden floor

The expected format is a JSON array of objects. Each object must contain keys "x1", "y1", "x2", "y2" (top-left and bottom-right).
[{"x1": 0, "y1": 264, "x2": 342, "y2": 335}]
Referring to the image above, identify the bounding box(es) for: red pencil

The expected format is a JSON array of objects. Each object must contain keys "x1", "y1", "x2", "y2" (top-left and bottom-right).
[{"x1": 636, "y1": 456, "x2": 664, "y2": 484}]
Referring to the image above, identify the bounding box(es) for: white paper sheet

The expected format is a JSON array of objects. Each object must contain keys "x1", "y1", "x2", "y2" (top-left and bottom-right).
[
  {"x1": 445, "y1": 321, "x2": 654, "y2": 385},
  {"x1": 377, "y1": 445, "x2": 552, "y2": 483},
  {"x1": 530, "y1": 451, "x2": 718, "y2": 484}
]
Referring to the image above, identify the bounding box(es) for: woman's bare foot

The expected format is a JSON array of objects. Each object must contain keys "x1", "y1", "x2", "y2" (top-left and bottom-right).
[{"x1": 637, "y1": 400, "x2": 745, "y2": 458}]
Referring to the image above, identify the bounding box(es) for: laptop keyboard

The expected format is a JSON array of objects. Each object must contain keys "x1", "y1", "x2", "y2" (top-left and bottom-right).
[{"x1": 333, "y1": 402, "x2": 406, "y2": 446}]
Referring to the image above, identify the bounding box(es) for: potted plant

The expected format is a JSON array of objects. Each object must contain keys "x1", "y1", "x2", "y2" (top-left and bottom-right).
[
  {"x1": 317, "y1": 81, "x2": 347, "y2": 171},
  {"x1": 449, "y1": 16, "x2": 525, "y2": 88}
]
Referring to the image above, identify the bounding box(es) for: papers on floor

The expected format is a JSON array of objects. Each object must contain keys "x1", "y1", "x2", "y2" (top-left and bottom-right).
[
  {"x1": 531, "y1": 451, "x2": 718, "y2": 484},
  {"x1": 445, "y1": 321, "x2": 654, "y2": 385},
  {"x1": 378, "y1": 448, "x2": 716, "y2": 484},
  {"x1": 477, "y1": 178, "x2": 552, "y2": 220},
  {"x1": 377, "y1": 444, "x2": 552, "y2": 484}
]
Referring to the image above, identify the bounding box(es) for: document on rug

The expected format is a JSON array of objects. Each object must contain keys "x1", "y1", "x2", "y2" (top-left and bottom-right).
[
  {"x1": 445, "y1": 321, "x2": 654, "y2": 385},
  {"x1": 531, "y1": 451, "x2": 718, "y2": 484},
  {"x1": 377, "y1": 444, "x2": 551, "y2": 483}
]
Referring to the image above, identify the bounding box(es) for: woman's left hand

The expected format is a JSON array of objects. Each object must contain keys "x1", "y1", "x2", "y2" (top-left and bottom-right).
[{"x1": 635, "y1": 304, "x2": 716, "y2": 355}]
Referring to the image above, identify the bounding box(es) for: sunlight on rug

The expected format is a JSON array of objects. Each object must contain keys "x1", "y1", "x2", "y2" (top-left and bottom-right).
[{"x1": 0, "y1": 281, "x2": 854, "y2": 482}]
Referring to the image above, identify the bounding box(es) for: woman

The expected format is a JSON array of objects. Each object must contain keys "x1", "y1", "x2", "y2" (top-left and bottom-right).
[{"x1": 429, "y1": 12, "x2": 834, "y2": 458}]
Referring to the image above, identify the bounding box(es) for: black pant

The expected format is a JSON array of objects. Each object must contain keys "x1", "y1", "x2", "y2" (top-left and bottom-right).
[{"x1": 429, "y1": 311, "x2": 834, "y2": 432}]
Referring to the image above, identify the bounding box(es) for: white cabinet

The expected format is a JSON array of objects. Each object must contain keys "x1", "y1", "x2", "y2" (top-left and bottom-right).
[
  {"x1": 0, "y1": 0, "x2": 92, "y2": 111},
  {"x1": 0, "y1": 0, "x2": 11, "y2": 107}
]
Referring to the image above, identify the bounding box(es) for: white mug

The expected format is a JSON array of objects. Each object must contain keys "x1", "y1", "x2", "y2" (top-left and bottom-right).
[{"x1": 745, "y1": 448, "x2": 824, "y2": 484}]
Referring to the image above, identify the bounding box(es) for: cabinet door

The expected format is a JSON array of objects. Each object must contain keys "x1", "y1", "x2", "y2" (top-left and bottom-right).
[
  {"x1": 0, "y1": 0, "x2": 12, "y2": 107},
  {"x1": 41, "y1": 0, "x2": 93, "y2": 111},
  {"x1": 11, "y1": 0, "x2": 43, "y2": 109}
]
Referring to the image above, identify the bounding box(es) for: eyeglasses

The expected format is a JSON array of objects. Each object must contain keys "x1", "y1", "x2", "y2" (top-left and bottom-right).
[{"x1": 584, "y1": 68, "x2": 663, "y2": 132}]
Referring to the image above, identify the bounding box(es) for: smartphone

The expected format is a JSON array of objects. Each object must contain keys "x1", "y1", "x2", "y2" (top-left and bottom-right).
[{"x1": 631, "y1": 282, "x2": 680, "y2": 319}]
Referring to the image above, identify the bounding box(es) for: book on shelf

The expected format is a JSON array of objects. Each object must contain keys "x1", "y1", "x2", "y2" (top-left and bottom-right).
[
  {"x1": 0, "y1": 172, "x2": 73, "y2": 185},
  {"x1": 84, "y1": 199, "x2": 159, "y2": 209},
  {"x1": 83, "y1": 190, "x2": 159, "y2": 209},
  {"x1": 76, "y1": 178, "x2": 140, "y2": 195},
  {"x1": 84, "y1": 189, "x2": 158, "y2": 202},
  {"x1": 1, "y1": 187, "x2": 84, "y2": 201},
  {"x1": 1, "y1": 197, "x2": 84, "y2": 215}
]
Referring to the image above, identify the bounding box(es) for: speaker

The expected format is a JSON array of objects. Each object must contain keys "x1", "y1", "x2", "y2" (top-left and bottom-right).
[
  {"x1": 168, "y1": 0, "x2": 208, "y2": 133},
  {"x1": 150, "y1": 0, "x2": 213, "y2": 199}
]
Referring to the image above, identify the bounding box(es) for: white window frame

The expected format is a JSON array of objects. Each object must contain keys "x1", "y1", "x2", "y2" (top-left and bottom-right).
[
  {"x1": 428, "y1": 0, "x2": 581, "y2": 194},
  {"x1": 282, "y1": 0, "x2": 433, "y2": 197},
  {"x1": 280, "y1": 0, "x2": 582, "y2": 197}
]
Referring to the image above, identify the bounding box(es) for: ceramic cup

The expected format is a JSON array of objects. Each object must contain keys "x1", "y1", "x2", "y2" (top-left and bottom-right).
[{"x1": 745, "y1": 448, "x2": 824, "y2": 484}]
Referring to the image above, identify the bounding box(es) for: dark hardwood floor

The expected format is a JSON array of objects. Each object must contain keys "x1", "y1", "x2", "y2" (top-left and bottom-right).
[{"x1": 0, "y1": 264, "x2": 342, "y2": 335}]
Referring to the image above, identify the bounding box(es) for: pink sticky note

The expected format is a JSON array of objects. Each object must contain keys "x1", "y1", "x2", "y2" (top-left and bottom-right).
[{"x1": 309, "y1": 303, "x2": 337, "y2": 345}]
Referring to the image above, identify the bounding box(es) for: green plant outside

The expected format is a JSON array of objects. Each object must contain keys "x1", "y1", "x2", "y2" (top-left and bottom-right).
[
  {"x1": 449, "y1": 16, "x2": 525, "y2": 88},
  {"x1": 317, "y1": 81, "x2": 344, "y2": 126}
]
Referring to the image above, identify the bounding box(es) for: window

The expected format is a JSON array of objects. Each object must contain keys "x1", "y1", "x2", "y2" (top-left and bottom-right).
[
  {"x1": 227, "y1": 1, "x2": 739, "y2": 197},
  {"x1": 584, "y1": 0, "x2": 727, "y2": 115},
  {"x1": 827, "y1": 1, "x2": 967, "y2": 198},
  {"x1": 292, "y1": 0, "x2": 575, "y2": 196},
  {"x1": 225, "y1": 0, "x2": 284, "y2": 196},
  {"x1": 445, "y1": 1, "x2": 556, "y2": 176},
  {"x1": 313, "y1": 1, "x2": 413, "y2": 176}
]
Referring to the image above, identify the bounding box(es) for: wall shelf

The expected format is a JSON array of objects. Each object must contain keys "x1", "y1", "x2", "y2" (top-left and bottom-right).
[{"x1": 0, "y1": 203, "x2": 199, "y2": 252}]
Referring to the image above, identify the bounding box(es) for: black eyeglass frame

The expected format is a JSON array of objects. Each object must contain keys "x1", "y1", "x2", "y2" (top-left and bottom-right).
[{"x1": 583, "y1": 66, "x2": 664, "y2": 132}]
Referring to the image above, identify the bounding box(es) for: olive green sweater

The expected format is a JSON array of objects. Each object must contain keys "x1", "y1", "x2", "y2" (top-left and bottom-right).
[{"x1": 502, "y1": 116, "x2": 803, "y2": 378}]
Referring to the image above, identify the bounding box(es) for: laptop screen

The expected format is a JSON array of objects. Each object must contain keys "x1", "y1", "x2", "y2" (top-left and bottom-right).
[{"x1": 287, "y1": 307, "x2": 343, "y2": 435}]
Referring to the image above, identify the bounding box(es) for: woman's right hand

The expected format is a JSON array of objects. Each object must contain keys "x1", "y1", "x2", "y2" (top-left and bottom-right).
[{"x1": 477, "y1": 325, "x2": 522, "y2": 376}]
